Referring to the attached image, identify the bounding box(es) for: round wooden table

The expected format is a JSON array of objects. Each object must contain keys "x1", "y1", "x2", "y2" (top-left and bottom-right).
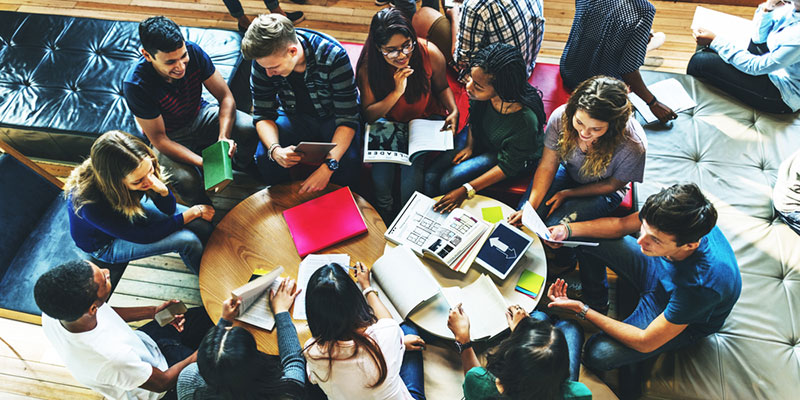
[
  {"x1": 386, "y1": 195, "x2": 547, "y2": 340},
  {"x1": 199, "y1": 182, "x2": 386, "y2": 355}
]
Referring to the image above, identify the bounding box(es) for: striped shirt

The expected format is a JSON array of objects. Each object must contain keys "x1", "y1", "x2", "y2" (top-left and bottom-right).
[
  {"x1": 251, "y1": 29, "x2": 360, "y2": 130},
  {"x1": 559, "y1": 0, "x2": 654, "y2": 89},
  {"x1": 454, "y1": 0, "x2": 545, "y2": 76},
  {"x1": 123, "y1": 41, "x2": 214, "y2": 134}
]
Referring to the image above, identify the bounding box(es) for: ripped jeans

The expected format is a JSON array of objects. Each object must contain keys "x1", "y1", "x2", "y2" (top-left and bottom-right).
[{"x1": 518, "y1": 164, "x2": 623, "y2": 268}]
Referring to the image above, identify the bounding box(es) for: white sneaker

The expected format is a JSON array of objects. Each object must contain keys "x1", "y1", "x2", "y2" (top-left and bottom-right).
[{"x1": 647, "y1": 31, "x2": 666, "y2": 52}]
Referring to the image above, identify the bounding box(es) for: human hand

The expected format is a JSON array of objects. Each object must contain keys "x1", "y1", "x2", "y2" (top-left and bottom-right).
[
  {"x1": 451, "y1": 146, "x2": 473, "y2": 164},
  {"x1": 299, "y1": 165, "x2": 333, "y2": 193},
  {"x1": 693, "y1": 28, "x2": 716, "y2": 46},
  {"x1": 447, "y1": 304, "x2": 471, "y2": 344},
  {"x1": 154, "y1": 299, "x2": 185, "y2": 332},
  {"x1": 218, "y1": 138, "x2": 238, "y2": 158},
  {"x1": 547, "y1": 278, "x2": 584, "y2": 314},
  {"x1": 392, "y1": 67, "x2": 414, "y2": 96},
  {"x1": 649, "y1": 100, "x2": 678, "y2": 123},
  {"x1": 507, "y1": 209, "x2": 524, "y2": 227},
  {"x1": 149, "y1": 174, "x2": 170, "y2": 197},
  {"x1": 442, "y1": 110, "x2": 459, "y2": 134},
  {"x1": 544, "y1": 190, "x2": 570, "y2": 218},
  {"x1": 221, "y1": 297, "x2": 241, "y2": 321},
  {"x1": 403, "y1": 334, "x2": 426, "y2": 351},
  {"x1": 273, "y1": 145, "x2": 302, "y2": 168},
  {"x1": 543, "y1": 224, "x2": 568, "y2": 249},
  {"x1": 354, "y1": 261, "x2": 371, "y2": 290},
  {"x1": 505, "y1": 304, "x2": 529, "y2": 332},
  {"x1": 433, "y1": 187, "x2": 467, "y2": 213},
  {"x1": 764, "y1": 0, "x2": 787, "y2": 11},
  {"x1": 269, "y1": 278, "x2": 301, "y2": 314},
  {"x1": 195, "y1": 204, "x2": 216, "y2": 222}
]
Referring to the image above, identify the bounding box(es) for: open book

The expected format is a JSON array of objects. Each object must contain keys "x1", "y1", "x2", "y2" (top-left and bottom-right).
[
  {"x1": 441, "y1": 274, "x2": 508, "y2": 340},
  {"x1": 629, "y1": 78, "x2": 697, "y2": 124},
  {"x1": 230, "y1": 266, "x2": 284, "y2": 330},
  {"x1": 372, "y1": 245, "x2": 442, "y2": 319},
  {"x1": 385, "y1": 192, "x2": 491, "y2": 273},
  {"x1": 521, "y1": 202, "x2": 598, "y2": 247},
  {"x1": 364, "y1": 119, "x2": 454, "y2": 166}
]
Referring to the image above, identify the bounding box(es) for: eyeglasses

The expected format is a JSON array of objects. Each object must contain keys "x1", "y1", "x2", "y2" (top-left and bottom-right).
[{"x1": 380, "y1": 40, "x2": 415, "y2": 59}]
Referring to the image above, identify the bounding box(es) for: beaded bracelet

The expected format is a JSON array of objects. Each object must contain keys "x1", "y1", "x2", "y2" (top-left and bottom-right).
[{"x1": 563, "y1": 222, "x2": 572, "y2": 239}]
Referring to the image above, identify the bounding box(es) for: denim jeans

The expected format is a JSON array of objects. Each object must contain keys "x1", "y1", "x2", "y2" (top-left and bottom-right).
[
  {"x1": 156, "y1": 105, "x2": 259, "y2": 205},
  {"x1": 399, "y1": 322, "x2": 426, "y2": 400},
  {"x1": 577, "y1": 236, "x2": 700, "y2": 371},
  {"x1": 90, "y1": 199, "x2": 212, "y2": 274},
  {"x1": 777, "y1": 210, "x2": 800, "y2": 235},
  {"x1": 424, "y1": 126, "x2": 498, "y2": 195},
  {"x1": 222, "y1": 0, "x2": 279, "y2": 17},
  {"x1": 254, "y1": 111, "x2": 362, "y2": 190},
  {"x1": 371, "y1": 157, "x2": 425, "y2": 216},
  {"x1": 686, "y1": 41, "x2": 792, "y2": 114},
  {"x1": 529, "y1": 311, "x2": 583, "y2": 382},
  {"x1": 518, "y1": 164, "x2": 623, "y2": 268}
]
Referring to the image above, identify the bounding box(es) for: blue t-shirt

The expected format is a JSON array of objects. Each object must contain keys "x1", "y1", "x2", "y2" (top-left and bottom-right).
[
  {"x1": 123, "y1": 41, "x2": 215, "y2": 134},
  {"x1": 658, "y1": 226, "x2": 742, "y2": 336}
]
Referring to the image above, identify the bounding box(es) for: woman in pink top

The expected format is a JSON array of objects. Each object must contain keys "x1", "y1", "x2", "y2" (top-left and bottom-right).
[
  {"x1": 304, "y1": 262, "x2": 427, "y2": 400},
  {"x1": 357, "y1": 7, "x2": 458, "y2": 221}
]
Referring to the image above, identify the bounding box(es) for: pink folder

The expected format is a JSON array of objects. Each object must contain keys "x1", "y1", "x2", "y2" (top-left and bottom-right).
[{"x1": 283, "y1": 187, "x2": 368, "y2": 257}]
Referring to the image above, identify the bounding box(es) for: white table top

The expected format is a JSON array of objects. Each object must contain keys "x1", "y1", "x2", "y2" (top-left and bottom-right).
[{"x1": 384, "y1": 195, "x2": 547, "y2": 340}]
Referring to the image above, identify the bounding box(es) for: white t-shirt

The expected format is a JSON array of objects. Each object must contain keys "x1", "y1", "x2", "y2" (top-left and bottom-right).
[
  {"x1": 304, "y1": 318, "x2": 412, "y2": 400},
  {"x1": 42, "y1": 303, "x2": 168, "y2": 400}
]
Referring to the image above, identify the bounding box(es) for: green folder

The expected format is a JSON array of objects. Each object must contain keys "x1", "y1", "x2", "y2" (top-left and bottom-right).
[{"x1": 202, "y1": 141, "x2": 233, "y2": 193}]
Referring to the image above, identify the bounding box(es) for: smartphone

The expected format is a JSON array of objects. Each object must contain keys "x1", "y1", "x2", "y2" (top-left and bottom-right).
[{"x1": 154, "y1": 301, "x2": 188, "y2": 327}]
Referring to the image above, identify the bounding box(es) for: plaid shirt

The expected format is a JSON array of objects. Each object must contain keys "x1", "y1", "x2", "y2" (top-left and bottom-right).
[
  {"x1": 454, "y1": 0, "x2": 545, "y2": 75},
  {"x1": 251, "y1": 29, "x2": 360, "y2": 130}
]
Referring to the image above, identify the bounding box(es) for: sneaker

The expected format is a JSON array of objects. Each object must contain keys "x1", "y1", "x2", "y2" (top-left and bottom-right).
[
  {"x1": 375, "y1": 0, "x2": 391, "y2": 5},
  {"x1": 286, "y1": 11, "x2": 305, "y2": 25},
  {"x1": 647, "y1": 31, "x2": 666, "y2": 52}
]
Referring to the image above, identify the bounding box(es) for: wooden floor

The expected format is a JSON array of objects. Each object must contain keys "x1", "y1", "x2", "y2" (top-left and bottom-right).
[{"x1": 0, "y1": 0, "x2": 758, "y2": 398}]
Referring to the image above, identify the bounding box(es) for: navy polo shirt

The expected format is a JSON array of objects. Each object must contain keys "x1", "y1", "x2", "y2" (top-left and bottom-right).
[{"x1": 123, "y1": 41, "x2": 215, "y2": 134}]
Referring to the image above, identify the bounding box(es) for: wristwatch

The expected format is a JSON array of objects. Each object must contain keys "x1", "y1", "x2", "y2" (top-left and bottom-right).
[
  {"x1": 325, "y1": 158, "x2": 339, "y2": 171},
  {"x1": 454, "y1": 340, "x2": 473, "y2": 354},
  {"x1": 462, "y1": 183, "x2": 476, "y2": 199},
  {"x1": 577, "y1": 304, "x2": 590, "y2": 320}
]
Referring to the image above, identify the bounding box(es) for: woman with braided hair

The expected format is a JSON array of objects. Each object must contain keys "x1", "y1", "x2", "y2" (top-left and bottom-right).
[
  {"x1": 427, "y1": 43, "x2": 546, "y2": 212},
  {"x1": 508, "y1": 76, "x2": 647, "y2": 277}
]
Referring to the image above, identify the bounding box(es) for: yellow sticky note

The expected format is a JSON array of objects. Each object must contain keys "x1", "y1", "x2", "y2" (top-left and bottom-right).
[
  {"x1": 481, "y1": 206, "x2": 504, "y2": 223},
  {"x1": 516, "y1": 269, "x2": 545, "y2": 297}
]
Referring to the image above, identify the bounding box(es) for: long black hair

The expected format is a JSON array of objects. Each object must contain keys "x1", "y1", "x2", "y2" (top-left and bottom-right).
[
  {"x1": 356, "y1": 8, "x2": 429, "y2": 104},
  {"x1": 305, "y1": 263, "x2": 388, "y2": 387},
  {"x1": 484, "y1": 318, "x2": 571, "y2": 399},
  {"x1": 469, "y1": 43, "x2": 546, "y2": 126},
  {"x1": 197, "y1": 324, "x2": 294, "y2": 400}
]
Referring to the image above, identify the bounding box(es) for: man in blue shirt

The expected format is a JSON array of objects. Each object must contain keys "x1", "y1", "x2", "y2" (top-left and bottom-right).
[
  {"x1": 241, "y1": 14, "x2": 361, "y2": 193},
  {"x1": 123, "y1": 16, "x2": 258, "y2": 205},
  {"x1": 543, "y1": 183, "x2": 741, "y2": 373}
]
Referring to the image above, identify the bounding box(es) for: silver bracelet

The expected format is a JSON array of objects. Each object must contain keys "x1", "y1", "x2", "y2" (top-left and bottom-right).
[
  {"x1": 362, "y1": 286, "x2": 378, "y2": 298},
  {"x1": 267, "y1": 143, "x2": 281, "y2": 163}
]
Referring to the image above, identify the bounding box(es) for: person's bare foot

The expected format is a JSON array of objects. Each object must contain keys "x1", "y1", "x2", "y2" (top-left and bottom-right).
[{"x1": 647, "y1": 31, "x2": 666, "y2": 52}]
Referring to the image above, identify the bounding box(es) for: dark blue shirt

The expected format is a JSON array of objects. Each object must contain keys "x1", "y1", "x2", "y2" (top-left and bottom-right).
[
  {"x1": 67, "y1": 191, "x2": 184, "y2": 253},
  {"x1": 123, "y1": 41, "x2": 215, "y2": 134},
  {"x1": 659, "y1": 226, "x2": 742, "y2": 336}
]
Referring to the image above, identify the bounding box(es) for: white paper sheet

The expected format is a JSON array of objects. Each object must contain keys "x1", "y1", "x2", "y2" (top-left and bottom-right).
[
  {"x1": 441, "y1": 275, "x2": 508, "y2": 340},
  {"x1": 691, "y1": 6, "x2": 753, "y2": 48},
  {"x1": 629, "y1": 78, "x2": 697, "y2": 124},
  {"x1": 293, "y1": 253, "x2": 351, "y2": 320},
  {"x1": 521, "y1": 202, "x2": 598, "y2": 247},
  {"x1": 371, "y1": 245, "x2": 441, "y2": 319}
]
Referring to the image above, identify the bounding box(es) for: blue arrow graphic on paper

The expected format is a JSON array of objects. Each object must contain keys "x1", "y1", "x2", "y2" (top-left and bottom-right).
[{"x1": 489, "y1": 237, "x2": 516, "y2": 259}]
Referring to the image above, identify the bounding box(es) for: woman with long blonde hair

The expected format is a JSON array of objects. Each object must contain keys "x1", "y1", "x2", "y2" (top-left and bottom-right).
[
  {"x1": 509, "y1": 76, "x2": 647, "y2": 278},
  {"x1": 65, "y1": 130, "x2": 214, "y2": 281}
]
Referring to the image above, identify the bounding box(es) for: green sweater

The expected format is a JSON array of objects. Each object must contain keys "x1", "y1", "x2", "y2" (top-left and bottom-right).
[
  {"x1": 470, "y1": 101, "x2": 543, "y2": 177},
  {"x1": 463, "y1": 367, "x2": 592, "y2": 400}
]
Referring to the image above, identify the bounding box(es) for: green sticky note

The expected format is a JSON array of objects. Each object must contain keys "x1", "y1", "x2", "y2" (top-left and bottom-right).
[
  {"x1": 516, "y1": 269, "x2": 545, "y2": 297},
  {"x1": 481, "y1": 206, "x2": 504, "y2": 223}
]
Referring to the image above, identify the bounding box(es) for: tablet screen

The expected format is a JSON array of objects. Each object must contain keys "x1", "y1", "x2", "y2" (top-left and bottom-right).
[{"x1": 476, "y1": 221, "x2": 533, "y2": 276}]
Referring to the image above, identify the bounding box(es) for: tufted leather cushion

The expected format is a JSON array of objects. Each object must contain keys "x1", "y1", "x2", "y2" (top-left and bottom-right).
[
  {"x1": 636, "y1": 71, "x2": 800, "y2": 399},
  {"x1": 0, "y1": 11, "x2": 244, "y2": 162}
]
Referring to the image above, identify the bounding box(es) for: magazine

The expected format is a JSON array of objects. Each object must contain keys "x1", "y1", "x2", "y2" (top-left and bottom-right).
[{"x1": 364, "y1": 119, "x2": 454, "y2": 166}]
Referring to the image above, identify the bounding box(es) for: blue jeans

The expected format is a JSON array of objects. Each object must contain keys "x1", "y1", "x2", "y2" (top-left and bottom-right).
[
  {"x1": 254, "y1": 111, "x2": 362, "y2": 190},
  {"x1": 777, "y1": 210, "x2": 800, "y2": 235},
  {"x1": 578, "y1": 236, "x2": 701, "y2": 371},
  {"x1": 530, "y1": 311, "x2": 583, "y2": 382},
  {"x1": 371, "y1": 158, "x2": 425, "y2": 215},
  {"x1": 137, "y1": 307, "x2": 214, "y2": 367},
  {"x1": 222, "y1": 0, "x2": 279, "y2": 17},
  {"x1": 518, "y1": 164, "x2": 623, "y2": 268},
  {"x1": 90, "y1": 199, "x2": 212, "y2": 274},
  {"x1": 424, "y1": 126, "x2": 498, "y2": 195},
  {"x1": 400, "y1": 322, "x2": 426, "y2": 400}
]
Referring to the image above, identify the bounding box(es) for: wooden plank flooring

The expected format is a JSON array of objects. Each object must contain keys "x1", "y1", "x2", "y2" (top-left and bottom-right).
[{"x1": 0, "y1": 0, "x2": 757, "y2": 397}]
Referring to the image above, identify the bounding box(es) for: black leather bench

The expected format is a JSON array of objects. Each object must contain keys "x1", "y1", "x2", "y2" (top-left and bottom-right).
[{"x1": 0, "y1": 11, "x2": 248, "y2": 162}]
